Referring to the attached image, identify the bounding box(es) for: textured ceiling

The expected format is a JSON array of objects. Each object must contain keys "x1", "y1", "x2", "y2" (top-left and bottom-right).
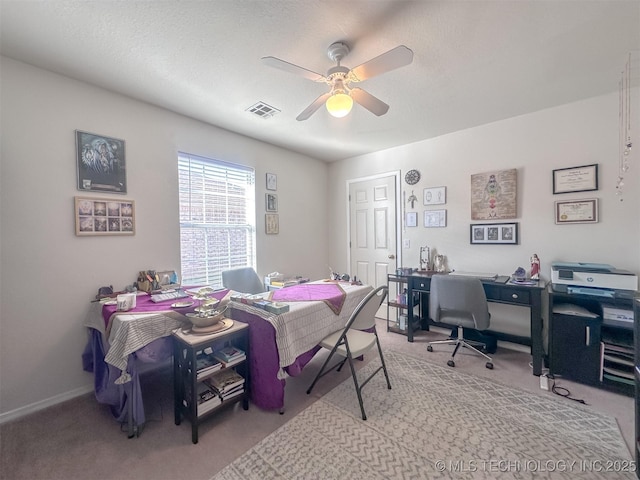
[{"x1": 1, "y1": 1, "x2": 638, "y2": 162}]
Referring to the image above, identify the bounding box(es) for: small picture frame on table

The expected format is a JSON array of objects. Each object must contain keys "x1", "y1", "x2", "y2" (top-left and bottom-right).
[{"x1": 470, "y1": 222, "x2": 518, "y2": 245}]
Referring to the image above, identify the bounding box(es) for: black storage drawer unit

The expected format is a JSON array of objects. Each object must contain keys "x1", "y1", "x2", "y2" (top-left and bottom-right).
[{"x1": 549, "y1": 313, "x2": 602, "y2": 385}]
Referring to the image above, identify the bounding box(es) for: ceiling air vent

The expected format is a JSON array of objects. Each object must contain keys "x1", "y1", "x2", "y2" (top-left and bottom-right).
[{"x1": 246, "y1": 102, "x2": 280, "y2": 119}]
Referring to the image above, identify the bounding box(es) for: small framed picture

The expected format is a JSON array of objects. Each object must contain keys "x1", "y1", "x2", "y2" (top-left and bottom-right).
[
  {"x1": 405, "y1": 212, "x2": 418, "y2": 227},
  {"x1": 470, "y1": 222, "x2": 518, "y2": 245},
  {"x1": 266, "y1": 173, "x2": 277, "y2": 191},
  {"x1": 265, "y1": 213, "x2": 279, "y2": 234},
  {"x1": 76, "y1": 130, "x2": 127, "y2": 194},
  {"x1": 555, "y1": 198, "x2": 598, "y2": 224},
  {"x1": 552, "y1": 164, "x2": 598, "y2": 194},
  {"x1": 75, "y1": 196, "x2": 135, "y2": 236},
  {"x1": 266, "y1": 193, "x2": 278, "y2": 212},
  {"x1": 424, "y1": 209, "x2": 447, "y2": 228},
  {"x1": 423, "y1": 186, "x2": 446, "y2": 205}
]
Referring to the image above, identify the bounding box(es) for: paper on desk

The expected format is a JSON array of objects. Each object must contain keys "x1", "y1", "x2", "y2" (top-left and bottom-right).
[{"x1": 552, "y1": 303, "x2": 599, "y2": 318}]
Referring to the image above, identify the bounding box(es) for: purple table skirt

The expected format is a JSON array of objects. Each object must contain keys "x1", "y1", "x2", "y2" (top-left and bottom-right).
[
  {"x1": 82, "y1": 305, "x2": 319, "y2": 429},
  {"x1": 82, "y1": 329, "x2": 172, "y2": 429},
  {"x1": 230, "y1": 307, "x2": 320, "y2": 410}
]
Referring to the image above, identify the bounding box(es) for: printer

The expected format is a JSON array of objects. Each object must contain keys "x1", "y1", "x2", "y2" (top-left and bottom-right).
[{"x1": 551, "y1": 262, "x2": 638, "y2": 294}]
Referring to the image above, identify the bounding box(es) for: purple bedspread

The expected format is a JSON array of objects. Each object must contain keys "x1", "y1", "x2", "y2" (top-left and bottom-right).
[{"x1": 270, "y1": 283, "x2": 346, "y2": 314}]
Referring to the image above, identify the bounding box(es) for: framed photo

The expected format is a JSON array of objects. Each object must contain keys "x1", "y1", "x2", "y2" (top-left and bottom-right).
[
  {"x1": 76, "y1": 130, "x2": 126, "y2": 194},
  {"x1": 423, "y1": 186, "x2": 446, "y2": 205},
  {"x1": 552, "y1": 164, "x2": 598, "y2": 194},
  {"x1": 555, "y1": 198, "x2": 598, "y2": 224},
  {"x1": 471, "y1": 168, "x2": 517, "y2": 220},
  {"x1": 266, "y1": 193, "x2": 278, "y2": 212},
  {"x1": 75, "y1": 196, "x2": 135, "y2": 236},
  {"x1": 266, "y1": 173, "x2": 277, "y2": 191},
  {"x1": 470, "y1": 222, "x2": 518, "y2": 245},
  {"x1": 265, "y1": 213, "x2": 279, "y2": 234},
  {"x1": 424, "y1": 209, "x2": 447, "y2": 228},
  {"x1": 405, "y1": 211, "x2": 418, "y2": 227}
]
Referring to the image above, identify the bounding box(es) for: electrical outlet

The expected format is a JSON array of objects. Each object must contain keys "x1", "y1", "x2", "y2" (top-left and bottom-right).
[
  {"x1": 539, "y1": 374, "x2": 549, "y2": 390},
  {"x1": 403, "y1": 239, "x2": 410, "y2": 248}
]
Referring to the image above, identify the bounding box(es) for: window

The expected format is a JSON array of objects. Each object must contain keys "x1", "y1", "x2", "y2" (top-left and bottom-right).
[{"x1": 178, "y1": 152, "x2": 255, "y2": 286}]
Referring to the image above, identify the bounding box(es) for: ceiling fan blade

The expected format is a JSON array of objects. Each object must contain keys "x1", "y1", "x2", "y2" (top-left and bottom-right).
[
  {"x1": 261, "y1": 56, "x2": 326, "y2": 82},
  {"x1": 350, "y1": 88, "x2": 389, "y2": 116},
  {"x1": 296, "y1": 92, "x2": 332, "y2": 121},
  {"x1": 349, "y1": 45, "x2": 414, "y2": 82}
]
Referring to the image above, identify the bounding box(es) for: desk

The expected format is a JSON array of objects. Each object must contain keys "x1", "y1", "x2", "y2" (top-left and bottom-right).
[{"x1": 405, "y1": 273, "x2": 546, "y2": 376}]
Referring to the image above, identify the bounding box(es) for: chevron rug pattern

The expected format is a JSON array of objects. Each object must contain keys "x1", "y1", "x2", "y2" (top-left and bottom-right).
[{"x1": 210, "y1": 350, "x2": 634, "y2": 479}]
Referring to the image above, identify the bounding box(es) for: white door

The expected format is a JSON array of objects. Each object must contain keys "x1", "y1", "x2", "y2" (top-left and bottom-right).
[{"x1": 348, "y1": 174, "x2": 398, "y2": 290}]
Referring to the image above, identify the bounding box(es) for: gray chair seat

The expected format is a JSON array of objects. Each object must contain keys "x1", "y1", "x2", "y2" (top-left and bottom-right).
[{"x1": 427, "y1": 274, "x2": 494, "y2": 369}]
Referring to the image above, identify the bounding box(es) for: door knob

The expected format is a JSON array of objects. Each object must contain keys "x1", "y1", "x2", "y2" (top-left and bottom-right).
[{"x1": 388, "y1": 254, "x2": 396, "y2": 259}]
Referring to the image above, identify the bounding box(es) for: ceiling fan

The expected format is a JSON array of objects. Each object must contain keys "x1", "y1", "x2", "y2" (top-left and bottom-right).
[{"x1": 262, "y1": 42, "x2": 413, "y2": 121}]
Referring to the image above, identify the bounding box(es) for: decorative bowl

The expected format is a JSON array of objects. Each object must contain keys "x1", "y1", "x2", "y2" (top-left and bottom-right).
[{"x1": 186, "y1": 305, "x2": 228, "y2": 327}]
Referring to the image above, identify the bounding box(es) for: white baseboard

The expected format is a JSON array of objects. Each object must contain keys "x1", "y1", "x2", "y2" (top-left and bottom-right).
[{"x1": 0, "y1": 385, "x2": 94, "y2": 425}]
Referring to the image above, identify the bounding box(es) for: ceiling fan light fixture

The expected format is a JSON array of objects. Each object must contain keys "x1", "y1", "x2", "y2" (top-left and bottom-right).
[{"x1": 326, "y1": 92, "x2": 353, "y2": 118}]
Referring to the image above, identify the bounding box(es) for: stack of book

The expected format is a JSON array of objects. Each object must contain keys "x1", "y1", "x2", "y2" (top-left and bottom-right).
[
  {"x1": 213, "y1": 346, "x2": 246, "y2": 367},
  {"x1": 195, "y1": 382, "x2": 222, "y2": 415},
  {"x1": 196, "y1": 350, "x2": 222, "y2": 380},
  {"x1": 205, "y1": 368, "x2": 245, "y2": 401}
]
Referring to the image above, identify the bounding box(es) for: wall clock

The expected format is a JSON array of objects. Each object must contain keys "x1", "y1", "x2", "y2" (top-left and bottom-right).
[{"x1": 405, "y1": 169, "x2": 421, "y2": 185}]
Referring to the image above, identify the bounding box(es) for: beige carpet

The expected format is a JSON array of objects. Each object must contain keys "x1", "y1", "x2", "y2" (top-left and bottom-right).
[
  {"x1": 211, "y1": 349, "x2": 634, "y2": 479},
  {"x1": 0, "y1": 319, "x2": 634, "y2": 480}
]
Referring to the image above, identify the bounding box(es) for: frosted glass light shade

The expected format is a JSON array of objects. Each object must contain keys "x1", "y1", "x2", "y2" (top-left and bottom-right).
[{"x1": 325, "y1": 93, "x2": 353, "y2": 118}]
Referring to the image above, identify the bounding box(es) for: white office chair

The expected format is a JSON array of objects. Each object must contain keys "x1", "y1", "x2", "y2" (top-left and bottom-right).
[
  {"x1": 306, "y1": 285, "x2": 391, "y2": 420},
  {"x1": 427, "y1": 274, "x2": 494, "y2": 369},
  {"x1": 221, "y1": 267, "x2": 265, "y2": 294}
]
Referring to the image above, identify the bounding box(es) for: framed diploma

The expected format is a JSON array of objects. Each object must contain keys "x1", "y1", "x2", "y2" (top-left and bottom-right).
[
  {"x1": 555, "y1": 198, "x2": 598, "y2": 224},
  {"x1": 552, "y1": 164, "x2": 598, "y2": 194}
]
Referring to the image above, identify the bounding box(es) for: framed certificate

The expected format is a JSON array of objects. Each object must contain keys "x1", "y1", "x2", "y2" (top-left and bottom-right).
[
  {"x1": 554, "y1": 198, "x2": 598, "y2": 224},
  {"x1": 552, "y1": 164, "x2": 598, "y2": 194}
]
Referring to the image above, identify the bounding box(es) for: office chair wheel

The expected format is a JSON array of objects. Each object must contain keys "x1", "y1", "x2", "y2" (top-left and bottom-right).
[
  {"x1": 427, "y1": 345, "x2": 433, "y2": 352},
  {"x1": 447, "y1": 360, "x2": 455, "y2": 367},
  {"x1": 486, "y1": 362, "x2": 494, "y2": 369}
]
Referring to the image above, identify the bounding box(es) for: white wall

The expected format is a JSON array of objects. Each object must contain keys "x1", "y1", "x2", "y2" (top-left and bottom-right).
[
  {"x1": 2, "y1": 54, "x2": 638, "y2": 418},
  {"x1": 0, "y1": 57, "x2": 329, "y2": 418},
  {"x1": 328, "y1": 90, "x2": 640, "y2": 279},
  {"x1": 327, "y1": 90, "x2": 639, "y2": 337}
]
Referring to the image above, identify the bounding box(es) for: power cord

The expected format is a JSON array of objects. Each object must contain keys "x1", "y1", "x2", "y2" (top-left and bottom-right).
[
  {"x1": 528, "y1": 362, "x2": 588, "y2": 405},
  {"x1": 546, "y1": 373, "x2": 588, "y2": 405}
]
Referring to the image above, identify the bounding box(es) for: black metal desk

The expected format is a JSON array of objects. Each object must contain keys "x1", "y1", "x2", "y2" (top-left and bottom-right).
[{"x1": 406, "y1": 272, "x2": 546, "y2": 376}]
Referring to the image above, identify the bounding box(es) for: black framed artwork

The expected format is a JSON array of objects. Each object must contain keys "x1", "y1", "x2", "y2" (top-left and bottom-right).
[
  {"x1": 470, "y1": 222, "x2": 518, "y2": 245},
  {"x1": 552, "y1": 164, "x2": 598, "y2": 194},
  {"x1": 76, "y1": 130, "x2": 127, "y2": 194}
]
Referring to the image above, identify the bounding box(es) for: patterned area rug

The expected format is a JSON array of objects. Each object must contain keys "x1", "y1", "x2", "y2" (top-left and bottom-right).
[{"x1": 210, "y1": 350, "x2": 634, "y2": 479}]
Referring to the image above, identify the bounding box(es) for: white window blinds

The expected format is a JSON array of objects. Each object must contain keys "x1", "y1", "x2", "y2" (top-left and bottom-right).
[{"x1": 178, "y1": 152, "x2": 256, "y2": 286}]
